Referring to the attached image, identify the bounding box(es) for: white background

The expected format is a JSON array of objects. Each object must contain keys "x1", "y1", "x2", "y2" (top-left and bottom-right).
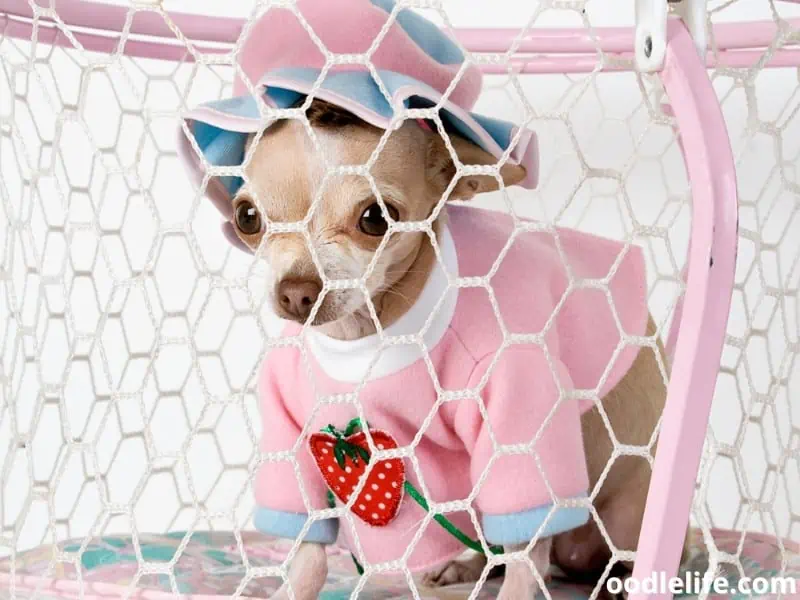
[{"x1": 1, "y1": 0, "x2": 799, "y2": 562}]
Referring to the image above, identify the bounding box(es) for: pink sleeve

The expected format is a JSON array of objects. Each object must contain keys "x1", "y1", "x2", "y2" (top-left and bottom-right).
[
  {"x1": 455, "y1": 346, "x2": 590, "y2": 545},
  {"x1": 253, "y1": 356, "x2": 338, "y2": 543}
]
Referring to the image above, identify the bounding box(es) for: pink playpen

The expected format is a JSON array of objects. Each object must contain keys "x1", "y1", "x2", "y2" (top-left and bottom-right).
[{"x1": 0, "y1": 1, "x2": 798, "y2": 599}]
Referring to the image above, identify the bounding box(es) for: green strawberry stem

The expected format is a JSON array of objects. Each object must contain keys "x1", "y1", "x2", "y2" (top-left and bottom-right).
[
  {"x1": 322, "y1": 420, "x2": 504, "y2": 557},
  {"x1": 343, "y1": 418, "x2": 364, "y2": 437},
  {"x1": 322, "y1": 424, "x2": 371, "y2": 469},
  {"x1": 351, "y1": 554, "x2": 365, "y2": 576}
]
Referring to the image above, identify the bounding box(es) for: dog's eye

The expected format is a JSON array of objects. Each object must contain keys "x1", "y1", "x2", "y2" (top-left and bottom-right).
[
  {"x1": 358, "y1": 202, "x2": 399, "y2": 237},
  {"x1": 234, "y1": 200, "x2": 262, "y2": 236}
]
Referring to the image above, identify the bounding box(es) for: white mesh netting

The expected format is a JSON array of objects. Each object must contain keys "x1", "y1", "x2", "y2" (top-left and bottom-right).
[{"x1": 0, "y1": 0, "x2": 798, "y2": 598}]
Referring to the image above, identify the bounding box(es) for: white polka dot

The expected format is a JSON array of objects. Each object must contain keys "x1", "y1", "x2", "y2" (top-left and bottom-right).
[
  {"x1": 359, "y1": 504, "x2": 366, "y2": 510},
  {"x1": 384, "y1": 463, "x2": 391, "y2": 469},
  {"x1": 322, "y1": 448, "x2": 329, "y2": 454},
  {"x1": 372, "y1": 513, "x2": 379, "y2": 520},
  {"x1": 379, "y1": 503, "x2": 386, "y2": 510},
  {"x1": 327, "y1": 466, "x2": 334, "y2": 473},
  {"x1": 365, "y1": 494, "x2": 372, "y2": 501},
  {"x1": 326, "y1": 442, "x2": 334, "y2": 447},
  {"x1": 391, "y1": 482, "x2": 398, "y2": 488},
  {"x1": 377, "y1": 444, "x2": 385, "y2": 450},
  {"x1": 371, "y1": 483, "x2": 379, "y2": 491},
  {"x1": 339, "y1": 476, "x2": 346, "y2": 483},
  {"x1": 378, "y1": 473, "x2": 385, "y2": 480},
  {"x1": 345, "y1": 466, "x2": 352, "y2": 473},
  {"x1": 385, "y1": 492, "x2": 391, "y2": 499}
]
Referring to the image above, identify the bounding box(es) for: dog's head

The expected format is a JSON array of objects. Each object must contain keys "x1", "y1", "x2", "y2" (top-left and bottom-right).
[{"x1": 231, "y1": 100, "x2": 526, "y2": 329}]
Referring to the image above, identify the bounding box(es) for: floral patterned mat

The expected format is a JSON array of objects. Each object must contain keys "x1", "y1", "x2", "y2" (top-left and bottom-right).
[{"x1": 1, "y1": 529, "x2": 797, "y2": 599}]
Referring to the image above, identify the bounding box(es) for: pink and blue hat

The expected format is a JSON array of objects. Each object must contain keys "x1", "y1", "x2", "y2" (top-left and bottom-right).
[{"x1": 179, "y1": 0, "x2": 539, "y2": 250}]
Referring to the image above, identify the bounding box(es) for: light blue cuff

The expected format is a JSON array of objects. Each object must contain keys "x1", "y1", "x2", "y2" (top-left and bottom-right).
[
  {"x1": 254, "y1": 508, "x2": 339, "y2": 544},
  {"x1": 482, "y1": 495, "x2": 591, "y2": 546}
]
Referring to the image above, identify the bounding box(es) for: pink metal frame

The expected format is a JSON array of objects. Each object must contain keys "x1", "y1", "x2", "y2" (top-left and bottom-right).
[
  {"x1": 0, "y1": 3, "x2": 756, "y2": 600},
  {"x1": 629, "y1": 21, "x2": 737, "y2": 599},
  {"x1": 0, "y1": 0, "x2": 799, "y2": 69}
]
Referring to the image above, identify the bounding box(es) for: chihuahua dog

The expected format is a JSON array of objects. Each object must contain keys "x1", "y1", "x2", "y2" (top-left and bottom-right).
[{"x1": 231, "y1": 99, "x2": 674, "y2": 599}]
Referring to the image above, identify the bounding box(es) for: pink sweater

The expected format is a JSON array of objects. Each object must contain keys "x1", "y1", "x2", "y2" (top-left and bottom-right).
[{"x1": 254, "y1": 205, "x2": 648, "y2": 572}]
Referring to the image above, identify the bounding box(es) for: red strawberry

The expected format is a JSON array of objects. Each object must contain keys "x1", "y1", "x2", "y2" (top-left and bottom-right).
[{"x1": 309, "y1": 423, "x2": 405, "y2": 527}]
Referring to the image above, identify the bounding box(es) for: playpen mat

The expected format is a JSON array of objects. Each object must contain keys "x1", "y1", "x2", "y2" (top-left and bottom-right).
[{"x1": 1, "y1": 529, "x2": 798, "y2": 599}]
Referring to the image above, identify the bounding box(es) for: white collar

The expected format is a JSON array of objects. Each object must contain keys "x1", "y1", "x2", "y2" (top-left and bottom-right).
[{"x1": 305, "y1": 226, "x2": 459, "y2": 383}]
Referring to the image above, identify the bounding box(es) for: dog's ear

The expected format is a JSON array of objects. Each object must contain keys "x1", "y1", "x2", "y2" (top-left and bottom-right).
[{"x1": 426, "y1": 132, "x2": 527, "y2": 201}]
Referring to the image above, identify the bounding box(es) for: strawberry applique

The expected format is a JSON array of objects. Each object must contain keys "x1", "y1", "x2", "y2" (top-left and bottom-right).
[{"x1": 309, "y1": 420, "x2": 405, "y2": 527}]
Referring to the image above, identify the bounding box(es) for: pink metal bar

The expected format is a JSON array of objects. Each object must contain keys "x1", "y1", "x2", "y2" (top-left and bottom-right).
[
  {"x1": 706, "y1": 18, "x2": 800, "y2": 51},
  {"x1": 0, "y1": 0, "x2": 798, "y2": 60},
  {"x1": 629, "y1": 20, "x2": 738, "y2": 600},
  {"x1": 489, "y1": 48, "x2": 800, "y2": 73},
  {"x1": 2, "y1": 11, "x2": 799, "y2": 72},
  {"x1": 0, "y1": 0, "x2": 242, "y2": 44},
  {"x1": 0, "y1": 14, "x2": 212, "y2": 61},
  {"x1": 457, "y1": 26, "x2": 637, "y2": 55},
  {"x1": 459, "y1": 18, "x2": 799, "y2": 54}
]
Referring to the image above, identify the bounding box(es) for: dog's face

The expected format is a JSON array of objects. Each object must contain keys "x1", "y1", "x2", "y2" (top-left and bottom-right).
[{"x1": 230, "y1": 101, "x2": 525, "y2": 328}]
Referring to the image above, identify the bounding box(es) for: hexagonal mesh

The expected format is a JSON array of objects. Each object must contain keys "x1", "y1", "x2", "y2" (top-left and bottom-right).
[
  {"x1": 0, "y1": 1, "x2": 797, "y2": 599},
  {"x1": 696, "y1": 0, "x2": 800, "y2": 579}
]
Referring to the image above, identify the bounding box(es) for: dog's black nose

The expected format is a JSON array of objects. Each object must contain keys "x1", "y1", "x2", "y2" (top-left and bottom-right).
[{"x1": 277, "y1": 278, "x2": 322, "y2": 320}]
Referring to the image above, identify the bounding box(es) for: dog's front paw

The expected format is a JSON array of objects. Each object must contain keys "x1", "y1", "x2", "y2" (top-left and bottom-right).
[
  {"x1": 497, "y1": 571, "x2": 543, "y2": 600},
  {"x1": 421, "y1": 553, "x2": 488, "y2": 587},
  {"x1": 497, "y1": 539, "x2": 552, "y2": 600},
  {"x1": 270, "y1": 579, "x2": 325, "y2": 600},
  {"x1": 497, "y1": 563, "x2": 551, "y2": 600},
  {"x1": 270, "y1": 576, "x2": 326, "y2": 600},
  {"x1": 269, "y1": 542, "x2": 328, "y2": 600}
]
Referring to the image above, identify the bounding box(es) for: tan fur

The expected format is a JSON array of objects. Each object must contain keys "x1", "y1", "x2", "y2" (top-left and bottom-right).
[
  {"x1": 233, "y1": 102, "x2": 681, "y2": 599},
  {"x1": 270, "y1": 542, "x2": 327, "y2": 600},
  {"x1": 555, "y1": 317, "x2": 674, "y2": 579},
  {"x1": 497, "y1": 538, "x2": 553, "y2": 600}
]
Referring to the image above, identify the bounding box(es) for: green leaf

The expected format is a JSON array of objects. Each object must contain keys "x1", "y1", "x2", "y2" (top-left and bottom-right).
[
  {"x1": 344, "y1": 445, "x2": 359, "y2": 465},
  {"x1": 344, "y1": 418, "x2": 363, "y2": 437},
  {"x1": 356, "y1": 446, "x2": 371, "y2": 464},
  {"x1": 334, "y1": 444, "x2": 346, "y2": 470}
]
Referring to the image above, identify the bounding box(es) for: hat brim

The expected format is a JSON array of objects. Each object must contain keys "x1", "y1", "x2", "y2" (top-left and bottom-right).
[{"x1": 178, "y1": 68, "x2": 539, "y2": 245}]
